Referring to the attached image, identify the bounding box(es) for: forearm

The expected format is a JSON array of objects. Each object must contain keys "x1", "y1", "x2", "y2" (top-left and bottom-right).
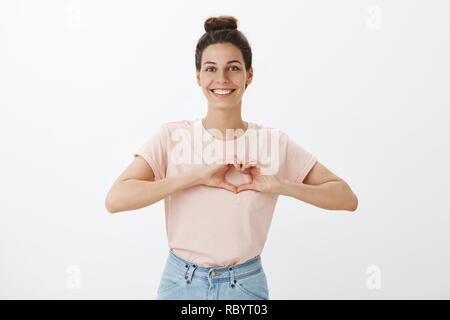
[
  {"x1": 106, "y1": 172, "x2": 201, "y2": 213},
  {"x1": 276, "y1": 179, "x2": 358, "y2": 211}
]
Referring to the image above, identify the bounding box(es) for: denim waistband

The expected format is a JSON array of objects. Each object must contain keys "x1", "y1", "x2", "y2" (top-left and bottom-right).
[{"x1": 167, "y1": 249, "x2": 263, "y2": 284}]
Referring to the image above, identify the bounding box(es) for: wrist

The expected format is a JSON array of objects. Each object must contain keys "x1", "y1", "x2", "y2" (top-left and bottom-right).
[
  {"x1": 273, "y1": 178, "x2": 289, "y2": 195},
  {"x1": 185, "y1": 171, "x2": 203, "y2": 187}
]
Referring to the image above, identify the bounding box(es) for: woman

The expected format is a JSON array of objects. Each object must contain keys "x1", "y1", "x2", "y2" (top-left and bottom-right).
[{"x1": 105, "y1": 15, "x2": 358, "y2": 300}]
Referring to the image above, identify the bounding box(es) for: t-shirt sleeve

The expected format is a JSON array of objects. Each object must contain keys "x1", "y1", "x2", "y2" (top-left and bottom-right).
[
  {"x1": 282, "y1": 133, "x2": 318, "y2": 184},
  {"x1": 133, "y1": 124, "x2": 168, "y2": 181}
]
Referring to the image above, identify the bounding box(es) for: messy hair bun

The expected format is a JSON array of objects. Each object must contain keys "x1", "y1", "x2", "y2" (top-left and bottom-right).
[
  {"x1": 195, "y1": 15, "x2": 253, "y2": 90},
  {"x1": 204, "y1": 16, "x2": 238, "y2": 32}
]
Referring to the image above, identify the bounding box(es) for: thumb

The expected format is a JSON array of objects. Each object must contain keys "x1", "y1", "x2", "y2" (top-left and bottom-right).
[
  {"x1": 237, "y1": 183, "x2": 254, "y2": 193},
  {"x1": 219, "y1": 181, "x2": 237, "y2": 194},
  {"x1": 249, "y1": 166, "x2": 261, "y2": 176}
]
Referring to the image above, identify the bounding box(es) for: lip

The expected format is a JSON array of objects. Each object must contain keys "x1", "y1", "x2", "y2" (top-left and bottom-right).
[{"x1": 210, "y1": 88, "x2": 236, "y2": 98}]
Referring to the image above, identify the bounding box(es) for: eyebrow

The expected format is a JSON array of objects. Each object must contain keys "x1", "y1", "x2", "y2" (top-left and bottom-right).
[{"x1": 203, "y1": 60, "x2": 242, "y2": 66}]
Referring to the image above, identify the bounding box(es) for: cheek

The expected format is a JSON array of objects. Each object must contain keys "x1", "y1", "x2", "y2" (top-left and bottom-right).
[
  {"x1": 235, "y1": 75, "x2": 248, "y2": 89},
  {"x1": 230, "y1": 73, "x2": 245, "y2": 82},
  {"x1": 199, "y1": 73, "x2": 245, "y2": 90},
  {"x1": 201, "y1": 77, "x2": 215, "y2": 89}
]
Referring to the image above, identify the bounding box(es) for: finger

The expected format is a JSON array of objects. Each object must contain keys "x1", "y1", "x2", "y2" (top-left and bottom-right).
[
  {"x1": 220, "y1": 182, "x2": 237, "y2": 193},
  {"x1": 233, "y1": 159, "x2": 240, "y2": 170},
  {"x1": 237, "y1": 183, "x2": 253, "y2": 193},
  {"x1": 216, "y1": 163, "x2": 231, "y2": 174},
  {"x1": 221, "y1": 165, "x2": 233, "y2": 175},
  {"x1": 250, "y1": 166, "x2": 261, "y2": 174}
]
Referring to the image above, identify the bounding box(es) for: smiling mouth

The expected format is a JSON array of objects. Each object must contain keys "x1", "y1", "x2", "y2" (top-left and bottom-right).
[{"x1": 210, "y1": 89, "x2": 236, "y2": 97}]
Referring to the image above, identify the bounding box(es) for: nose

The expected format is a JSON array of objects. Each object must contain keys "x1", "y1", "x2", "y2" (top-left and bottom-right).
[{"x1": 217, "y1": 69, "x2": 229, "y2": 83}]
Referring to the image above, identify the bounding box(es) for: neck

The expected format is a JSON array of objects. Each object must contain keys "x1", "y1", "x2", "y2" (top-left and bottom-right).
[{"x1": 202, "y1": 104, "x2": 248, "y2": 140}]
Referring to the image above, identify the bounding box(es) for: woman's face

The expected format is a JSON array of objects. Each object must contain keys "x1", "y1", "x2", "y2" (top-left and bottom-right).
[{"x1": 196, "y1": 42, "x2": 253, "y2": 109}]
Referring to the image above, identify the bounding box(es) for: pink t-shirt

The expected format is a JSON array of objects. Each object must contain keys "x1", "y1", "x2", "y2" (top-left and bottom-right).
[{"x1": 134, "y1": 118, "x2": 318, "y2": 267}]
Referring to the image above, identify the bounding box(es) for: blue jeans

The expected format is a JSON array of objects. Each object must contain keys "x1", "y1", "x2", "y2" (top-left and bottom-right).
[{"x1": 156, "y1": 249, "x2": 270, "y2": 300}]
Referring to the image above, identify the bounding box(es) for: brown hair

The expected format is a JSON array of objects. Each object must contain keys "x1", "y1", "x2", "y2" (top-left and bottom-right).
[{"x1": 195, "y1": 16, "x2": 252, "y2": 89}]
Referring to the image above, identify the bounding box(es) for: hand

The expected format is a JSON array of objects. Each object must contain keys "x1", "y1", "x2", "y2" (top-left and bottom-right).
[
  {"x1": 235, "y1": 165, "x2": 282, "y2": 194},
  {"x1": 197, "y1": 162, "x2": 237, "y2": 193},
  {"x1": 232, "y1": 161, "x2": 255, "y2": 175}
]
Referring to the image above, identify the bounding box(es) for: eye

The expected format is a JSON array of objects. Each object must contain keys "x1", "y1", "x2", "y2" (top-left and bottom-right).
[{"x1": 204, "y1": 66, "x2": 240, "y2": 72}]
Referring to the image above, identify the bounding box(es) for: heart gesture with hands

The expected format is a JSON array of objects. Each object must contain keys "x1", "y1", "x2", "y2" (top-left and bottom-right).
[
  {"x1": 197, "y1": 159, "x2": 281, "y2": 194},
  {"x1": 232, "y1": 162, "x2": 282, "y2": 194},
  {"x1": 197, "y1": 162, "x2": 238, "y2": 193}
]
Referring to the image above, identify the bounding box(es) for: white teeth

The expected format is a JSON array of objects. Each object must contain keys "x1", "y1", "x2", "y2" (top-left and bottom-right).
[{"x1": 212, "y1": 89, "x2": 233, "y2": 95}]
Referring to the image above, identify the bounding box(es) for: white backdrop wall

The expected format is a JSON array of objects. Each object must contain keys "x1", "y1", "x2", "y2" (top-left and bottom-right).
[{"x1": 1, "y1": 0, "x2": 449, "y2": 299}]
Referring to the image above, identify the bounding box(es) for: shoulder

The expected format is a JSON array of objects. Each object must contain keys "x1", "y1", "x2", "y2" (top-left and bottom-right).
[
  {"x1": 153, "y1": 119, "x2": 197, "y2": 138},
  {"x1": 159, "y1": 119, "x2": 199, "y2": 131}
]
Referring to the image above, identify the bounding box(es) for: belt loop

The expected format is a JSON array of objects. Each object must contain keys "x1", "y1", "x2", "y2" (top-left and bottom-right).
[
  {"x1": 228, "y1": 266, "x2": 235, "y2": 288},
  {"x1": 208, "y1": 268, "x2": 215, "y2": 287},
  {"x1": 185, "y1": 263, "x2": 197, "y2": 284}
]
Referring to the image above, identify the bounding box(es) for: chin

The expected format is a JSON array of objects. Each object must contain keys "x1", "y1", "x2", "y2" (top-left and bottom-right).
[{"x1": 208, "y1": 102, "x2": 235, "y2": 108}]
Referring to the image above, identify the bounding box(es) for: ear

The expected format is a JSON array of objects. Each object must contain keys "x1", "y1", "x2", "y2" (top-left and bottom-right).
[
  {"x1": 196, "y1": 70, "x2": 201, "y2": 86},
  {"x1": 246, "y1": 67, "x2": 254, "y2": 86}
]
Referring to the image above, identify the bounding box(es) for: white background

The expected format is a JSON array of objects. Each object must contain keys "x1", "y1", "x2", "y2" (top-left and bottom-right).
[{"x1": 1, "y1": 0, "x2": 449, "y2": 299}]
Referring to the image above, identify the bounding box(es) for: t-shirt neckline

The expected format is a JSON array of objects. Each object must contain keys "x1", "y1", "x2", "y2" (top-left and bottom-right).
[{"x1": 196, "y1": 118, "x2": 254, "y2": 143}]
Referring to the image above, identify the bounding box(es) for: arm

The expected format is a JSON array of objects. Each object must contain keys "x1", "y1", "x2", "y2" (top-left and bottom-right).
[
  {"x1": 275, "y1": 161, "x2": 358, "y2": 212},
  {"x1": 277, "y1": 179, "x2": 358, "y2": 211},
  {"x1": 105, "y1": 156, "x2": 201, "y2": 213}
]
